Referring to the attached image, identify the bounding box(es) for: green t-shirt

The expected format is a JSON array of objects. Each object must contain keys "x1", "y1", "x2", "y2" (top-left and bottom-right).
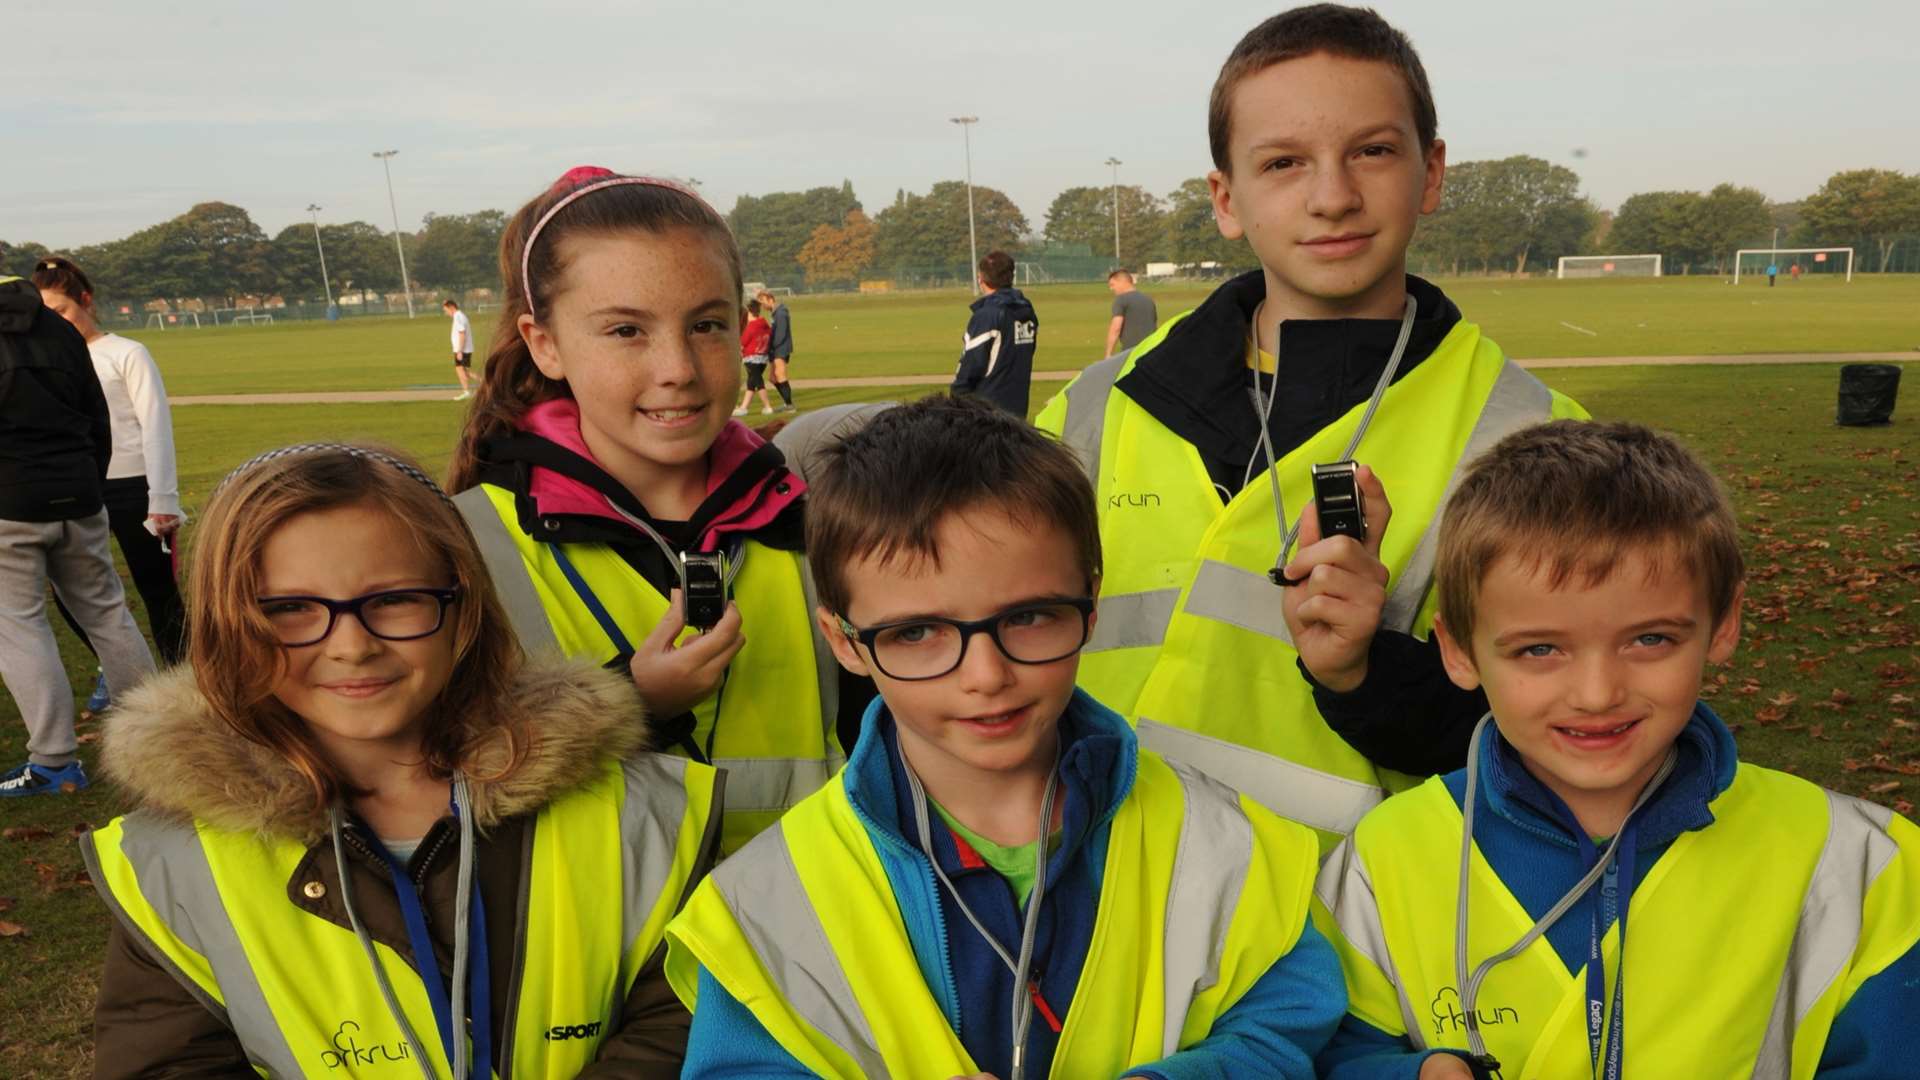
[{"x1": 931, "y1": 800, "x2": 1060, "y2": 906}]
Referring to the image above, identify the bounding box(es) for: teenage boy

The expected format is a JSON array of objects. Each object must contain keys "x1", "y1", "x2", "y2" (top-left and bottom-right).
[
  {"x1": 1036, "y1": 4, "x2": 1586, "y2": 851},
  {"x1": 953, "y1": 251, "x2": 1040, "y2": 416},
  {"x1": 444, "y1": 298, "x2": 475, "y2": 401},
  {"x1": 1315, "y1": 421, "x2": 1920, "y2": 1079},
  {"x1": 756, "y1": 288, "x2": 796, "y2": 412},
  {"x1": 667, "y1": 394, "x2": 1344, "y2": 1078}
]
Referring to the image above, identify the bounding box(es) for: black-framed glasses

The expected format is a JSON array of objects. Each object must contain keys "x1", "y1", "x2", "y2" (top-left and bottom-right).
[
  {"x1": 837, "y1": 598, "x2": 1095, "y2": 682},
  {"x1": 257, "y1": 588, "x2": 460, "y2": 647}
]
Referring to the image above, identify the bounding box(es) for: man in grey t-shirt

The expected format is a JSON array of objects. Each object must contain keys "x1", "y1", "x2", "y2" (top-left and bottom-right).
[{"x1": 1105, "y1": 269, "x2": 1159, "y2": 356}]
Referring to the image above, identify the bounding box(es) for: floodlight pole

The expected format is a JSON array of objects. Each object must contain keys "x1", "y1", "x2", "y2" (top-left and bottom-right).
[
  {"x1": 1104, "y1": 157, "x2": 1123, "y2": 263},
  {"x1": 306, "y1": 204, "x2": 334, "y2": 308},
  {"x1": 950, "y1": 116, "x2": 980, "y2": 295},
  {"x1": 372, "y1": 150, "x2": 416, "y2": 318}
]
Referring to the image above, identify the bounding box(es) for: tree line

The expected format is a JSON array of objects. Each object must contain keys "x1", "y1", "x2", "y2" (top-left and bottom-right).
[{"x1": 4, "y1": 165, "x2": 1916, "y2": 305}]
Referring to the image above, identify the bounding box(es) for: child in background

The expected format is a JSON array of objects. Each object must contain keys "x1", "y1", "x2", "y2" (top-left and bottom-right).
[
  {"x1": 448, "y1": 167, "x2": 855, "y2": 854},
  {"x1": 669, "y1": 395, "x2": 1345, "y2": 1079},
  {"x1": 1315, "y1": 421, "x2": 1920, "y2": 1079},
  {"x1": 735, "y1": 298, "x2": 775, "y2": 417},
  {"x1": 84, "y1": 443, "x2": 719, "y2": 1077}
]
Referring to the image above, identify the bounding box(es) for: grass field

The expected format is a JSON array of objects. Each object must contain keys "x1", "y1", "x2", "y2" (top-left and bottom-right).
[
  {"x1": 144, "y1": 274, "x2": 1920, "y2": 396},
  {"x1": 0, "y1": 280, "x2": 1916, "y2": 1073}
]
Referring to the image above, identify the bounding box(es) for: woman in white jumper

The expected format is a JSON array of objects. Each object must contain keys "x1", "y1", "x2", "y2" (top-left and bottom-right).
[{"x1": 32, "y1": 258, "x2": 185, "y2": 674}]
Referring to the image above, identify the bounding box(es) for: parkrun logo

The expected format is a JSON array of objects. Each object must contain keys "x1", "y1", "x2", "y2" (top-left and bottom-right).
[
  {"x1": 1108, "y1": 492, "x2": 1162, "y2": 509},
  {"x1": 319, "y1": 1021, "x2": 411, "y2": 1069},
  {"x1": 544, "y1": 1020, "x2": 605, "y2": 1041},
  {"x1": 1431, "y1": 986, "x2": 1520, "y2": 1037}
]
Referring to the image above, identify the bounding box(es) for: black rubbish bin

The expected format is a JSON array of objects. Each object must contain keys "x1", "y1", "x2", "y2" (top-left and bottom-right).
[{"x1": 1837, "y1": 364, "x2": 1901, "y2": 426}]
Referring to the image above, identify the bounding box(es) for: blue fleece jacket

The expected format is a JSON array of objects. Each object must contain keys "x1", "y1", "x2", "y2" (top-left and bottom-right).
[
  {"x1": 682, "y1": 688, "x2": 1347, "y2": 1079},
  {"x1": 1319, "y1": 702, "x2": 1920, "y2": 1080}
]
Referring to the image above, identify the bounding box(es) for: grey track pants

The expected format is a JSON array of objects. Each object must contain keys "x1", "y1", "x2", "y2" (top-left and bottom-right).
[{"x1": 0, "y1": 511, "x2": 156, "y2": 766}]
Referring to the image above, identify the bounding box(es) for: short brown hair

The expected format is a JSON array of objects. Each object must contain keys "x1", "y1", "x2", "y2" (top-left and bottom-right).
[
  {"x1": 188, "y1": 444, "x2": 527, "y2": 814},
  {"x1": 979, "y1": 250, "x2": 1015, "y2": 290},
  {"x1": 805, "y1": 394, "x2": 1101, "y2": 615},
  {"x1": 1107, "y1": 268, "x2": 1134, "y2": 283},
  {"x1": 30, "y1": 255, "x2": 94, "y2": 305},
  {"x1": 1436, "y1": 421, "x2": 1745, "y2": 649},
  {"x1": 1208, "y1": 4, "x2": 1438, "y2": 173}
]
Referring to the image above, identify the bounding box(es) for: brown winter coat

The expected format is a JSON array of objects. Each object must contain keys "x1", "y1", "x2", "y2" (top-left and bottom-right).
[{"x1": 87, "y1": 659, "x2": 721, "y2": 1079}]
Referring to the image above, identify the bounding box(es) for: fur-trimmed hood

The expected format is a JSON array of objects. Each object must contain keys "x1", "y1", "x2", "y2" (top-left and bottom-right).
[{"x1": 101, "y1": 657, "x2": 648, "y2": 842}]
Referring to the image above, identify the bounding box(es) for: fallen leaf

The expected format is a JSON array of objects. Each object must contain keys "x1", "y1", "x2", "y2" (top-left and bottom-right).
[
  {"x1": 1830, "y1": 689, "x2": 1856, "y2": 707},
  {"x1": 0, "y1": 897, "x2": 13, "y2": 913},
  {"x1": 1869, "y1": 781, "x2": 1903, "y2": 794},
  {"x1": 1, "y1": 827, "x2": 53, "y2": 843},
  {"x1": 0, "y1": 920, "x2": 26, "y2": 939}
]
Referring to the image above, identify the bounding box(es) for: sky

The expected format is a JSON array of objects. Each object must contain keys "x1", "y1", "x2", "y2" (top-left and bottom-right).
[{"x1": 7, "y1": 0, "x2": 1918, "y2": 249}]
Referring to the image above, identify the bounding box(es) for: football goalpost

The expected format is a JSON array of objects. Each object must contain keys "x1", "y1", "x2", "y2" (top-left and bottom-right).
[
  {"x1": 1733, "y1": 248, "x2": 1853, "y2": 283},
  {"x1": 1556, "y1": 254, "x2": 1662, "y2": 278},
  {"x1": 143, "y1": 312, "x2": 202, "y2": 330}
]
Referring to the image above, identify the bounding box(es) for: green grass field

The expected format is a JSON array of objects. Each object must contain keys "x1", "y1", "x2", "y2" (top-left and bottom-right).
[
  {"x1": 146, "y1": 274, "x2": 1920, "y2": 396},
  {"x1": 1, "y1": 277, "x2": 1916, "y2": 1073}
]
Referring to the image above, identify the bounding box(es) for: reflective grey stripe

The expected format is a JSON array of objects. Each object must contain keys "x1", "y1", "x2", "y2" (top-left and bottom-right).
[
  {"x1": 708, "y1": 825, "x2": 891, "y2": 1078},
  {"x1": 619, "y1": 754, "x2": 695, "y2": 954},
  {"x1": 1059, "y1": 354, "x2": 1127, "y2": 482},
  {"x1": 796, "y1": 557, "x2": 843, "y2": 752},
  {"x1": 1158, "y1": 761, "x2": 1254, "y2": 1056},
  {"x1": 453, "y1": 485, "x2": 563, "y2": 658},
  {"x1": 770, "y1": 401, "x2": 896, "y2": 487},
  {"x1": 1315, "y1": 838, "x2": 1426, "y2": 1049},
  {"x1": 1181, "y1": 559, "x2": 1294, "y2": 648},
  {"x1": 1751, "y1": 792, "x2": 1900, "y2": 1079},
  {"x1": 1087, "y1": 588, "x2": 1181, "y2": 652},
  {"x1": 1137, "y1": 718, "x2": 1384, "y2": 838},
  {"x1": 95, "y1": 817, "x2": 304, "y2": 1077},
  {"x1": 1379, "y1": 362, "x2": 1556, "y2": 634},
  {"x1": 713, "y1": 755, "x2": 841, "y2": 814}
]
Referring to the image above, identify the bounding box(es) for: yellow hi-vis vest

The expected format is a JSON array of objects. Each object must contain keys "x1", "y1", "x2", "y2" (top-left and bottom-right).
[
  {"x1": 663, "y1": 751, "x2": 1319, "y2": 1079},
  {"x1": 457, "y1": 483, "x2": 842, "y2": 854},
  {"x1": 1035, "y1": 315, "x2": 1584, "y2": 851},
  {"x1": 82, "y1": 755, "x2": 717, "y2": 1079},
  {"x1": 1316, "y1": 768, "x2": 1920, "y2": 1078}
]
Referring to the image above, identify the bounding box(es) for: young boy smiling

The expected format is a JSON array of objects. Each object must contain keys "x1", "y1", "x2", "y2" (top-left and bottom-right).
[
  {"x1": 1315, "y1": 421, "x2": 1920, "y2": 1079},
  {"x1": 667, "y1": 394, "x2": 1345, "y2": 1078}
]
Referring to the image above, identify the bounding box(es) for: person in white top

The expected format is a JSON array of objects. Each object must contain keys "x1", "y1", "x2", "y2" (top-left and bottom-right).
[
  {"x1": 444, "y1": 298, "x2": 475, "y2": 401},
  {"x1": 31, "y1": 258, "x2": 185, "y2": 672}
]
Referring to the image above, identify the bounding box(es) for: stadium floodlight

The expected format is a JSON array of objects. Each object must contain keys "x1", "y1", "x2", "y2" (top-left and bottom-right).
[
  {"x1": 306, "y1": 204, "x2": 335, "y2": 308},
  {"x1": 1556, "y1": 254, "x2": 1663, "y2": 279},
  {"x1": 1733, "y1": 247, "x2": 1854, "y2": 284},
  {"x1": 371, "y1": 150, "x2": 416, "y2": 318},
  {"x1": 1105, "y1": 157, "x2": 1123, "y2": 263},
  {"x1": 950, "y1": 116, "x2": 979, "y2": 295}
]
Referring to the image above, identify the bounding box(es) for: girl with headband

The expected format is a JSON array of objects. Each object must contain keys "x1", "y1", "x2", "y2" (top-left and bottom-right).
[
  {"x1": 449, "y1": 167, "x2": 857, "y2": 854},
  {"x1": 84, "y1": 443, "x2": 720, "y2": 1077}
]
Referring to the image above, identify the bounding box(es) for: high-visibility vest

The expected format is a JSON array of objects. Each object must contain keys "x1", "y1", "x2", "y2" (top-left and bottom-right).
[
  {"x1": 457, "y1": 483, "x2": 842, "y2": 853},
  {"x1": 1318, "y1": 768, "x2": 1920, "y2": 1078},
  {"x1": 83, "y1": 755, "x2": 716, "y2": 1079},
  {"x1": 664, "y1": 751, "x2": 1319, "y2": 1079},
  {"x1": 1035, "y1": 315, "x2": 1584, "y2": 850}
]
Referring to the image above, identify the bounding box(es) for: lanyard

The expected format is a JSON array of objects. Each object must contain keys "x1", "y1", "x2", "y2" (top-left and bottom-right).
[
  {"x1": 1576, "y1": 825, "x2": 1637, "y2": 1080},
  {"x1": 549, "y1": 544, "x2": 634, "y2": 655},
  {"x1": 360, "y1": 811, "x2": 494, "y2": 1079}
]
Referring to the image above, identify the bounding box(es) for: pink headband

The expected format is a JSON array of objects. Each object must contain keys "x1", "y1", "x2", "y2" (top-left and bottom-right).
[{"x1": 519, "y1": 170, "x2": 710, "y2": 315}]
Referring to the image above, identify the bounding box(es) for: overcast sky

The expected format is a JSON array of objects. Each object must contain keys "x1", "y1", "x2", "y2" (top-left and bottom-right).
[{"x1": 8, "y1": 0, "x2": 1917, "y2": 249}]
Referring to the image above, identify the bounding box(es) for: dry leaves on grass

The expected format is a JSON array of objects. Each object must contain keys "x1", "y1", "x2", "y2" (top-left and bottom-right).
[{"x1": 0, "y1": 920, "x2": 27, "y2": 939}]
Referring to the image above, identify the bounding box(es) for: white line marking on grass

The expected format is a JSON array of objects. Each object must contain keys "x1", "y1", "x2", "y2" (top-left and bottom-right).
[{"x1": 1559, "y1": 321, "x2": 1599, "y2": 336}]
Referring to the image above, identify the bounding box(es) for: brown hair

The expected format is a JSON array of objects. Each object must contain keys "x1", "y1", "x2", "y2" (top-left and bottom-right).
[
  {"x1": 188, "y1": 444, "x2": 527, "y2": 813},
  {"x1": 978, "y1": 251, "x2": 1015, "y2": 290},
  {"x1": 1208, "y1": 4, "x2": 1438, "y2": 173},
  {"x1": 805, "y1": 394, "x2": 1101, "y2": 615},
  {"x1": 30, "y1": 255, "x2": 94, "y2": 305},
  {"x1": 1107, "y1": 268, "x2": 1134, "y2": 283},
  {"x1": 1436, "y1": 420, "x2": 1745, "y2": 649},
  {"x1": 446, "y1": 173, "x2": 744, "y2": 491}
]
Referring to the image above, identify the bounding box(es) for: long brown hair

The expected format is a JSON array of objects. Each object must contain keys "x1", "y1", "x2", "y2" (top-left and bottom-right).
[
  {"x1": 446, "y1": 172, "x2": 744, "y2": 491},
  {"x1": 189, "y1": 444, "x2": 528, "y2": 812}
]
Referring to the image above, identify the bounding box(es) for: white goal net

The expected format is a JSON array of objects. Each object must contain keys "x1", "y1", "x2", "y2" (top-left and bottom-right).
[
  {"x1": 1733, "y1": 248, "x2": 1854, "y2": 283},
  {"x1": 1557, "y1": 254, "x2": 1662, "y2": 279}
]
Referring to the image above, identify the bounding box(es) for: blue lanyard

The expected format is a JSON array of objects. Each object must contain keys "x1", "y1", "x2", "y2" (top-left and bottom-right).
[
  {"x1": 361, "y1": 816, "x2": 494, "y2": 1079},
  {"x1": 549, "y1": 545, "x2": 634, "y2": 656},
  {"x1": 1575, "y1": 823, "x2": 1637, "y2": 1080}
]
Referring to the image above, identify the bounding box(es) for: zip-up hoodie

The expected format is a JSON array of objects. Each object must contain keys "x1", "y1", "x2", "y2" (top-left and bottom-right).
[
  {"x1": 682, "y1": 688, "x2": 1348, "y2": 1078},
  {"x1": 1318, "y1": 703, "x2": 1920, "y2": 1079},
  {"x1": 87, "y1": 658, "x2": 720, "y2": 1080},
  {"x1": 0, "y1": 276, "x2": 112, "y2": 521},
  {"x1": 953, "y1": 286, "x2": 1039, "y2": 416}
]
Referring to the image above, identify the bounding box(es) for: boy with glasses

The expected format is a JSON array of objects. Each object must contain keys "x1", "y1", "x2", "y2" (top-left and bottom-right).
[{"x1": 666, "y1": 394, "x2": 1344, "y2": 1077}]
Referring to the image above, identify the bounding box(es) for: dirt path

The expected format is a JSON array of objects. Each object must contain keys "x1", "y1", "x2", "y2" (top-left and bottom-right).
[{"x1": 171, "y1": 351, "x2": 1915, "y2": 405}]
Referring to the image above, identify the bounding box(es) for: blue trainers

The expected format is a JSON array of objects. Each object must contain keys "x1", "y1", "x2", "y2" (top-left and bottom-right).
[
  {"x1": 0, "y1": 761, "x2": 89, "y2": 797},
  {"x1": 85, "y1": 671, "x2": 110, "y2": 713}
]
